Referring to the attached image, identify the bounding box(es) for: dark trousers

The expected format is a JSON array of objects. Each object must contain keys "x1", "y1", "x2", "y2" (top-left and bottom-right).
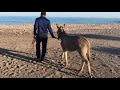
[{"x1": 36, "y1": 35, "x2": 48, "y2": 59}]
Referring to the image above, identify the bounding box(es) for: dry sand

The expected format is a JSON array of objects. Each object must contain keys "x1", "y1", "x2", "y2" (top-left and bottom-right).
[{"x1": 0, "y1": 24, "x2": 120, "y2": 78}]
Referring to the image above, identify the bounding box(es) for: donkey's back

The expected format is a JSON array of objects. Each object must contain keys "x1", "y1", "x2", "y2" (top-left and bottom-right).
[{"x1": 61, "y1": 35, "x2": 90, "y2": 52}]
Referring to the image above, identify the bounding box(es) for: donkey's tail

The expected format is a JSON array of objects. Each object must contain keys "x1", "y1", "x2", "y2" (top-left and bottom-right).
[{"x1": 86, "y1": 40, "x2": 91, "y2": 63}]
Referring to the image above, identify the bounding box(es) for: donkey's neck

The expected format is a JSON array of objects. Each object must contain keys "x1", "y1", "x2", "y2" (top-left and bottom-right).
[{"x1": 59, "y1": 31, "x2": 67, "y2": 40}]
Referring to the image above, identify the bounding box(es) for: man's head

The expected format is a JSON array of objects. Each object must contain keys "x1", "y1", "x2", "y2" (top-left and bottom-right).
[{"x1": 41, "y1": 12, "x2": 46, "y2": 16}]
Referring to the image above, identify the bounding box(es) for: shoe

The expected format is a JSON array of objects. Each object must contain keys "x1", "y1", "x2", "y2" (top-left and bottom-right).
[
  {"x1": 34, "y1": 58, "x2": 41, "y2": 62},
  {"x1": 41, "y1": 57, "x2": 45, "y2": 61}
]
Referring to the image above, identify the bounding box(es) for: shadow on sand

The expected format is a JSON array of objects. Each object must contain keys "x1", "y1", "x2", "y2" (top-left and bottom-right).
[
  {"x1": 0, "y1": 48, "x2": 84, "y2": 78},
  {"x1": 0, "y1": 48, "x2": 34, "y2": 63},
  {"x1": 92, "y1": 46, "x2": 120, "y2": 56},
  {"x1": 70, "y1": 34, "x2": 120, "y2": 41},
  {"x1": 69, "y1": 34, "x2": 120, "y2": 55}
]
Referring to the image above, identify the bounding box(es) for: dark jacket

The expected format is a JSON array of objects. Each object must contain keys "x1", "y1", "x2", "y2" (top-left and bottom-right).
[{"x1": 34, "y1": 16, "x2": 54, "y2": 37}]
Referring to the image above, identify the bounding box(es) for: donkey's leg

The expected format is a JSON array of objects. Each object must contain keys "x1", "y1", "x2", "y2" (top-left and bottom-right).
[
  {"x1": 78, "y1": 49, "x2": 92, "y2": 78},
  {"x1": 79, "y1": 61, "x2": 85, "y2": 74},
  {"x1": 83, "y1": 56, "x2": 92, "y2": 78},
  {"x1": 65, "y1": 51, "x2": 69, "y2": 67},
  {"x1": 59, "y1": 52, "x2": 65, "y2": 64},
  {"x1": 87, "y1": 60, "x2": 92, "y2": 78},
  {"x1": 77, "y1": 50, "x2": 86, "y2": 74},
  {"x1": 62, "y1": 52, "x2": 65, "y2": 61}
]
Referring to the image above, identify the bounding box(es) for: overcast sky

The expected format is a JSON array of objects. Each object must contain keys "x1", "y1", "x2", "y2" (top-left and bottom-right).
[{"x1": 0, "y1": 12, "x2": 120, "y2": 18}]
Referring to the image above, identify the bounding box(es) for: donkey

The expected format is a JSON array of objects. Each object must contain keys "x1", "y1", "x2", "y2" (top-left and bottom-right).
[{"x1": 56, "y1": 24, "x2": 92, "y2": 78}]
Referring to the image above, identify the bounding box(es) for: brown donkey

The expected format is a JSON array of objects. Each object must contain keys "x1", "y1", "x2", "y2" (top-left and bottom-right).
[{"x1": 56, "y1": 24, "x2": 92, "y2": 78}]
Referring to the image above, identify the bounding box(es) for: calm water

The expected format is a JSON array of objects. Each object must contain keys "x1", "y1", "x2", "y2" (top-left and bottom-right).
[{"x1": 0, "y1": 16, "x2": 120, "y2": 24}]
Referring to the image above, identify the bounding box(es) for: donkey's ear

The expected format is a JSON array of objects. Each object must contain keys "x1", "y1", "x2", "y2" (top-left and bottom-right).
[{"x1": 56, "y1": 24, "x2": 59, "y2": 28}]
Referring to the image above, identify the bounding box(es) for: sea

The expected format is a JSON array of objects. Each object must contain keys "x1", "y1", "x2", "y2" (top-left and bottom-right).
[{"x1": 0, "y1": 16, "x2": 120, "y2": 24}]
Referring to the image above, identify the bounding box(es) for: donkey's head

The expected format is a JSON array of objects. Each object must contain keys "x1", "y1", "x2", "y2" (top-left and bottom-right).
[{"x1": 56, "y1": 24, "x2": 66, "y2": 40}]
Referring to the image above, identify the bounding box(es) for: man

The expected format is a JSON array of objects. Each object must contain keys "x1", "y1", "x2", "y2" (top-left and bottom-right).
[{"x1": 34, "y1": 12, "x2": 56, "y2": 62}]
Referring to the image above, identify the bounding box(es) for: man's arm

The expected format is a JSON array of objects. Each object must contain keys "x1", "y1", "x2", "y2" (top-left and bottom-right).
[
  {"x1": 47, "y1": 21, "x2": 56, "y2": 38},
  {"x1": 34, "y1": 18, "x2": 39, "y2": 36}
]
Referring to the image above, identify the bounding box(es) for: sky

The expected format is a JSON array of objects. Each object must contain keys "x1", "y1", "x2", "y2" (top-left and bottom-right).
[{"x1": 0, "y1": 12, "x2": 120, "y2": 18}]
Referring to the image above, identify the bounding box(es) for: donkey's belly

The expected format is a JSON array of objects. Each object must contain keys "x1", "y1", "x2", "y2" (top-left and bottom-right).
[
  {"x1": 66, "y1": 47, "x2": 77, "y2": 51},
  {"x1": 61, "y1": 43, "x2": 79, "y2": 51},
  {"x1": 61, "y1": 37, "x2": 80, "y2": 51}
]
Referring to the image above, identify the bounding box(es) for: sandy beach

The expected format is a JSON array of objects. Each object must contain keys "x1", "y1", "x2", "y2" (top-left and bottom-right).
[{"x1": 0, "y1": 24, "x2": 120, "y2": 78}]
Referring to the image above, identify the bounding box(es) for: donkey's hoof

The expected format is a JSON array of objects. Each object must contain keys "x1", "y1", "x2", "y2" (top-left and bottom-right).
[
  {"x1": 78, "y1": 72, "x2": 82, "y2": 76},
  {"x1": 65, "y1": 64, "x2": 70, "y2": 68},
  {"x1": 89, "y1": 75, "x2": 92, "y2": 78},
  {"x1": 59, "y1": 61, "x2": 64, "y2": 64},
  {"x1": 78, "y1": 69, "x2": 83, "y2": 74}
]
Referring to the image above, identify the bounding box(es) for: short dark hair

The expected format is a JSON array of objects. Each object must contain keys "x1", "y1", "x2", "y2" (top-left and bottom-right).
[{"x1": 41, "y1": 12, "x2": 46, "y2": 16}]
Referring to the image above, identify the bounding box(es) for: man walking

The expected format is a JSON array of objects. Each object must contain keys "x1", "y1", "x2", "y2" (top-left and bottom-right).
[{"x1": 34, "y1": 12, "x2": 56, "y2": 62}]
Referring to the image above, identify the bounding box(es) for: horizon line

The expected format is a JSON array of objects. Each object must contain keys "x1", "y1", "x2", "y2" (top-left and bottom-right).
[{"x1": 0, "y1": 16, "x2": 120, "y2": 18}]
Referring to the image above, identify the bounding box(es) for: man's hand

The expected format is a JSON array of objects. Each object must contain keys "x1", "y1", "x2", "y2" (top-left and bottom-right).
[
  {"x1": 52, "y1": 35, "x2": 57, "y2": 39},
  {"x1": 33, "y1": 35, "x2": 36, "y2": 40}
]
